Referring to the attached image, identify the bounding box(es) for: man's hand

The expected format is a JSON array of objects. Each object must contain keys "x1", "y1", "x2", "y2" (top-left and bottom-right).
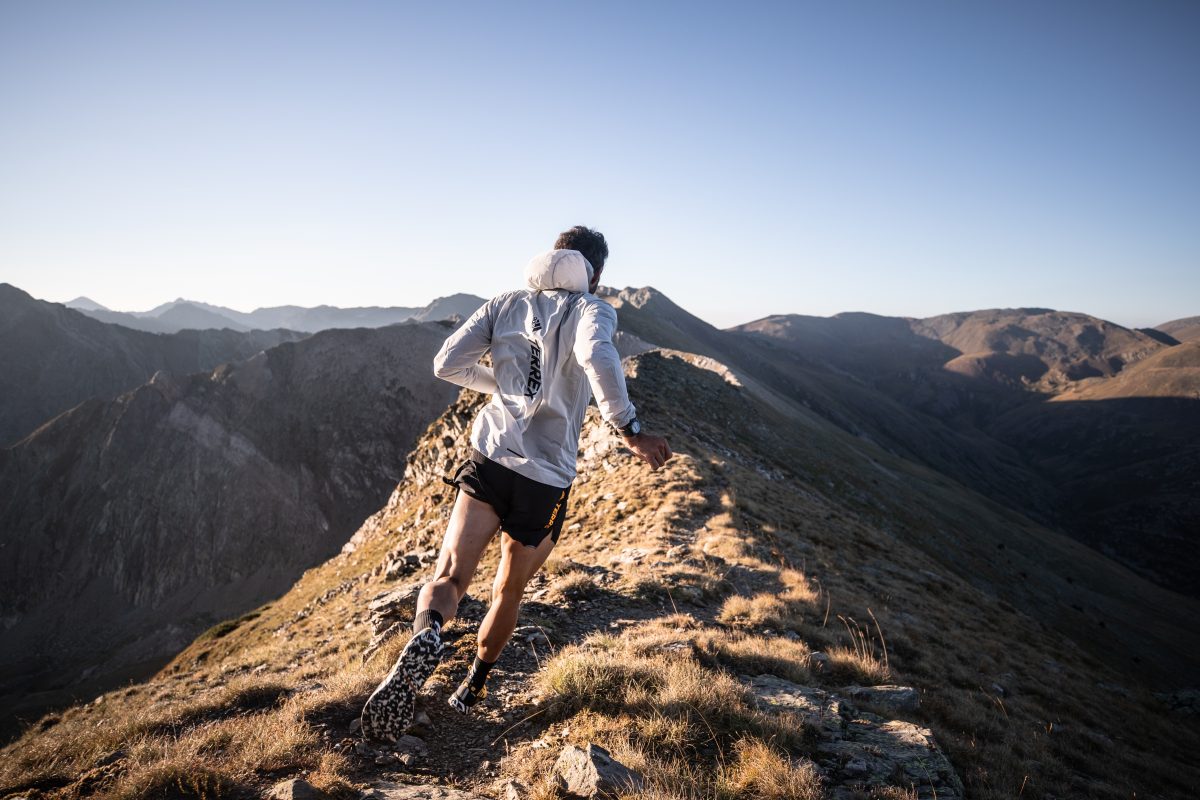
[{"x1": 624, "y1": 431, "x2": 673, "y2": 470}]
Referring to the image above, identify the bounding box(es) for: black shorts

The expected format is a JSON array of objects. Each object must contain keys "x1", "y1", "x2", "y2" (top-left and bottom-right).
[{"x1": 442, "y1": 448, "x2": 571, "y2": 549}]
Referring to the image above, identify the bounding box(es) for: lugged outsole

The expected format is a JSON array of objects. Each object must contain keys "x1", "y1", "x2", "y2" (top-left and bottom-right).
[{"x1": 360, "y1": 627, "x2": 443, "y2": 742}]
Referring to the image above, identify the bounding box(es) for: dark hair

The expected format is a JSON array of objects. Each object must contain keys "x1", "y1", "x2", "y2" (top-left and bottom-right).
[{"x1": 554, "y1": 225, "x2": 609, "y2": 273}]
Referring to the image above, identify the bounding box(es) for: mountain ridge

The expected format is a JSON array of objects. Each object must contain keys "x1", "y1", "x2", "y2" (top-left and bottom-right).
[
  {"x1": 0, "y1": 321, "x2": 466, "y2": 739},
  {"x1": 2, "y1": 347, "x2": 1195, "y2": 798},
  {"x1": 0, "y1": 283, "x2": 309, "y2": 448},
  {"x1": 1156, "y1": 315, "x2": 1200, "y2": 343},
  {"x1": 65, "y1": 292, "x2": 487, "y2": 334}
]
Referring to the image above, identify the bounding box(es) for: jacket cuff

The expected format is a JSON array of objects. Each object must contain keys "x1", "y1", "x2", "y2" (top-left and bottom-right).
[{"x1": 607, "y1": 404, "x2": 638, "y2": 431}]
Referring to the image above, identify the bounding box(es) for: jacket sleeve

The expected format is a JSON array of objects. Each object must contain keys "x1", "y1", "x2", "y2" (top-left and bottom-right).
[
  {"x1": 432, "y1": 299, "x2": 499, "y2": 394},
  {"x1": 572, "y1": 300, "x2": 638, "y2": 428}
]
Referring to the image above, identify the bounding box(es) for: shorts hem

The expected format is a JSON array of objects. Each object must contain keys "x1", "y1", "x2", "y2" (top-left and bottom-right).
[{"x1": 500, "y1": 526, "x2": 554, "y2": 549}]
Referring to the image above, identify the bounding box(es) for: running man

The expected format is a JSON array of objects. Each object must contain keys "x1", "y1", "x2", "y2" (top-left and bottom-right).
[{"x1": 361, "y1": 225, "x2": 672, "y2": 741}]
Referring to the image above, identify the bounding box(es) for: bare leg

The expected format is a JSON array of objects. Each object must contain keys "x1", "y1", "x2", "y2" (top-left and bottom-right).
[
  {"x1": 416, "y1": 491, "x2": 501, "y2": 625},
  {"x1": 477, "y1": 531, "x2": 557, "y2": 662}
]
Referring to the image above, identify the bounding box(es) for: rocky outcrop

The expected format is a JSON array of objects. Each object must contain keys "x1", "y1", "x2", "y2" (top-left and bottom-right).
[
  {"x1": 748, "y1": 674, "x2": 963, "y2": 800},
  {"x1": 838, "y1": 684, "x2": 921, "y2": 713}
]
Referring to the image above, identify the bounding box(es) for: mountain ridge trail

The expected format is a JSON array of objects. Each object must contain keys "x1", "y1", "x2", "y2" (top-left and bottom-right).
[{"x1": 3, "y1": 349, "x2": 1196, "y2": 799}]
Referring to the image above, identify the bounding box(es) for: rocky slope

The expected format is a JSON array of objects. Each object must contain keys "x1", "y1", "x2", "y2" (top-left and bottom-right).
[
  {"x1": 0, "y1": 283, "x2": 309, "y2": 447},
  {"x1": 1, "y1": 348, "x2": 1197, "y2": 800},
  {"x1": 0, "y1": 321, "x2": 463, "y2": 740}
]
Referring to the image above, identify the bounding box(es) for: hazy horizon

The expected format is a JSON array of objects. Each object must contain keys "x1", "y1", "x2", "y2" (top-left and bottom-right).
[
  {"x1": 10, "y1": 278, "x2": 1190, "y2": 333},
  {"x1": 3, "y1": 2, "x2": 1197, "y2": 330}
]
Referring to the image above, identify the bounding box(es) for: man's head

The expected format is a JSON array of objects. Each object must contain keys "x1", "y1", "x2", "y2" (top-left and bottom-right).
[{"x1": 554, "y1": 225, "x2": 608, "y2": 293}]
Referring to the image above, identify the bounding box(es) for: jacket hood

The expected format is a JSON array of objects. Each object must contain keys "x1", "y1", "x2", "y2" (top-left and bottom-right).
[{"x1": 524, "y1": 249, "x2": 593, "y2": 293}]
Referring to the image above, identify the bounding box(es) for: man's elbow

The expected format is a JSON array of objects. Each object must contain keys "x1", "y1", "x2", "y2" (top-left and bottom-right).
[{"x1": 433, "y1": 357, "x2": 455, "y2": 381}]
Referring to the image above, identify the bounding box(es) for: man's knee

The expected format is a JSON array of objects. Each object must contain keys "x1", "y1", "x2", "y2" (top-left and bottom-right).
[{"x1": 430, "y1": 573, "x2": 470, "y2": 599}]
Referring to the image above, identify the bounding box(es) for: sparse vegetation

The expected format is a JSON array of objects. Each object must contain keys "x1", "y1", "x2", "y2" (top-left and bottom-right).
[
  {"x1": 2, "y1": 352, "x2": 1197, "y2": 800},
  {"x1": 530, "y1": 627, "x2": 817, "y2": 798},
  {"x1": 549, "y1": 571, "x2": 600, "y2": 602}
]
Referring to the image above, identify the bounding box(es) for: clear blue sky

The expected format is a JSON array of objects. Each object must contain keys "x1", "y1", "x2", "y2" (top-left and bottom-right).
[{"x1": 1, "y1": 1, "x2": 1196, "y2": 328}]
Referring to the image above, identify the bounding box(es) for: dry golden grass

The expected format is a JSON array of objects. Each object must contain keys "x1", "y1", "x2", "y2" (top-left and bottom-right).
[
  {"x1": 548, "y1": 570, "x2": 600, "y2": 601},
  {"x1": 693, "y1": 630, "x2": 813, "y2": 684},
  {"x1": 0, "y1": 656, "x2": 378, "y2": 798},
  {"x1": 824, "y1": 645, "x2": 889, "y2": 685},
  {"x1": 108, "y1": 762, "x2": 242, "y2": 800},
  {"x1": 531, "y1": 626, "x2": 820, "y2": 798},
  {"x1": 716, "y1": 568, "x2": 818, "y2": 632},
  {"x1": 542, "y1": 555, "x2": 589, "y2": 577},
  {"x1": 715, "y1": 738, "x2": 824, "y2": 800}
]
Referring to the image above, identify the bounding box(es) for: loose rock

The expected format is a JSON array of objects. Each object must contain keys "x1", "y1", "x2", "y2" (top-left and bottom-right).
[
  {"x1": 553, "y1": 742, "x2": 645, "y2": 798},
  {"x1": 502, "y1": 778, "x2": 528, "y2": 800},
  {"x1": 393, "y1": 734, "x2": 428, "y2": 755},
  {"x1": 268, "y1": 778, "x2": 332, "y2": 800},
  {"x1": 839, "y1": 684, "x2": 921, "y2": 713}
]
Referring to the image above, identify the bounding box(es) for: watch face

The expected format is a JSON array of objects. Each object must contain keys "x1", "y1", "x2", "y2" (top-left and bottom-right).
[{"x1": 631, "y1": 419, "x2": 642, "y2": 435}]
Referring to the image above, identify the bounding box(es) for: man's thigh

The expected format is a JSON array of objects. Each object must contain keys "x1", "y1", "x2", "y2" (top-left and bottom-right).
[
  {"x1": 493, "y1": 529, "x2": 556, "y2": 593},
  {"x1": 432, "y1": 490, "x2": 501, "y2": 586}
]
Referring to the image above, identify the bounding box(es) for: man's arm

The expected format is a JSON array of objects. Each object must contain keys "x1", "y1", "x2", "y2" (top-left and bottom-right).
[
  {"x1": 572, "y1": 301, "x2": 637, "y2": 427},
  {"x1": 573, "y1": 301, "x2": 672, "y2": 470},
  {"x1": 432, "y1": 300, "x2": 499, "y2": 394}
]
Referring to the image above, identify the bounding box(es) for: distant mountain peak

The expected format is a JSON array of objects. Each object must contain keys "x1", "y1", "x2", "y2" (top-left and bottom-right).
[{"x1": 65, "y1": 295, "x2": 109, "y2": 311}]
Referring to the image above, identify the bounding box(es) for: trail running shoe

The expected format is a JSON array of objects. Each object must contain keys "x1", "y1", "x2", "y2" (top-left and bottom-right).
[
  {"x1": 447, "y1": 678, "x2": 487, "y2": 714},
  {"x1": 360, "y1": 626, "x2": 444, "y2": 742}
]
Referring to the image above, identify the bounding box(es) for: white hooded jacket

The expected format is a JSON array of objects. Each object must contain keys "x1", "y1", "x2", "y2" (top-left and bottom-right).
[{"x1": 432, "y1": 249, "x2": 638, "y2": 488}]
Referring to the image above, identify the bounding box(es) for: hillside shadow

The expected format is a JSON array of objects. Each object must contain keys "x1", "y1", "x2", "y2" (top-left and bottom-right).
[
  {"x1": 989, "y1": 395, "x2": 1200, "y2": 597},
  {"x1": 707, "y1": 322, "x2": 1200, "y2": 599}
]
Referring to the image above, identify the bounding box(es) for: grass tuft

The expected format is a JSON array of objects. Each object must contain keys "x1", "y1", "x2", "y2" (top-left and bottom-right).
[
  {"x1": 110, "y1": 762, "x2": 244, "y2": 800},
  {"x1": 715, "y1": 738, "x2": 824, "y2": 800}
]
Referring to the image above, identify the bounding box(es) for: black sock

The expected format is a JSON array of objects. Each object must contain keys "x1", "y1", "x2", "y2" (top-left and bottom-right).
[
  {"x1": 467, "y1": 655, "x2": 497, "y2": 692},
  {"x1": 413, "y1": 608, "x2": 444, "y2": 637}
]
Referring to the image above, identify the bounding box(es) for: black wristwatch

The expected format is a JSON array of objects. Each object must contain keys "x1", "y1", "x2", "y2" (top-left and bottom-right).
[{"x1": 617, "y1": 417, "x2": 642, "y2": 438}]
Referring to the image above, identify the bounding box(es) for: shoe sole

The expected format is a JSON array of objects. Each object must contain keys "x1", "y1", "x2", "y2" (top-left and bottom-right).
[{"x1": 361, "y1": 627, "x2": 443, "y2": 742}]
